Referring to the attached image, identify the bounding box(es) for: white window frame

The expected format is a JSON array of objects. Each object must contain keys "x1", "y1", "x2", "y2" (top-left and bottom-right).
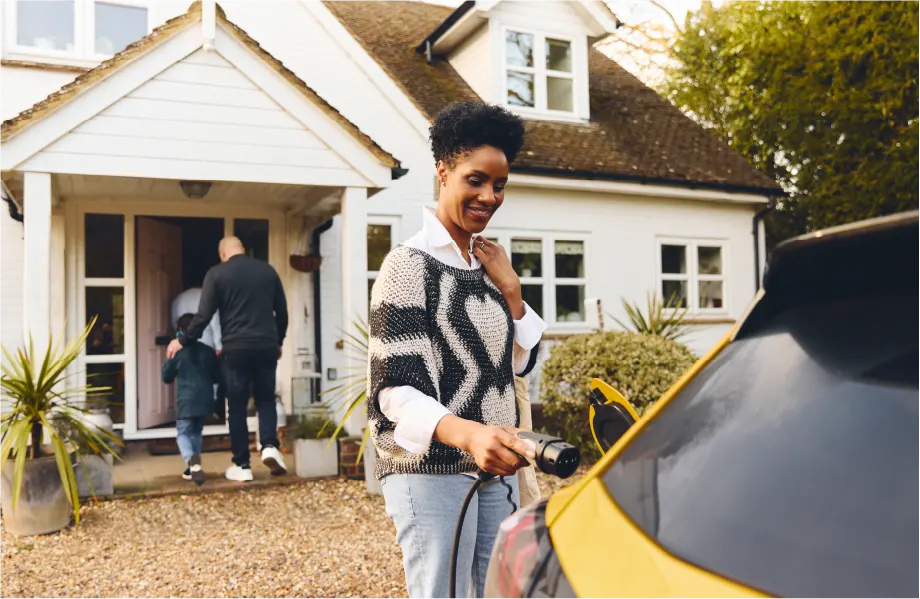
[
  {"x1": 367, "y1": 216, "x2": 400, "y2": 293},
  {"x1": 3, "y1": 0, "x2": 151, "y2": 66},
  {"x1": 501, "y1": 25, "x2": 577, "y2": 119},
  {"x1": 657, "y1": 237, "x2": 729, "y2": 315},
  {"x1": 487, "y1": 230, "x2": 590, "y2": 330}
]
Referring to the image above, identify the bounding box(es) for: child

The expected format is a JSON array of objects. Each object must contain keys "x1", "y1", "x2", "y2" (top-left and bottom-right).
[{"x1": 162, "y1": 313, "x2": 221, "y2": 486}]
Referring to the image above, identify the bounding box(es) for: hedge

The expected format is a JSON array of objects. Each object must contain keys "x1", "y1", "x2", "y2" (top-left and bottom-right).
[{"x1": 539, "y1": 331, "x2": 695, "y2": 460}]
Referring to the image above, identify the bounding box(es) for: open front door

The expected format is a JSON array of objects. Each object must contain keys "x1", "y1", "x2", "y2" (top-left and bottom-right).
[{"x1": 136, "y1": 217, "x2": 182, "y2": 429}]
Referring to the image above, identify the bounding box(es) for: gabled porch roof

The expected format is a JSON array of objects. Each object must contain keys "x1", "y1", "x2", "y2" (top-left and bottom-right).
[{"x1": 1, "y1": 1, "x2": 403, "y2": 190}]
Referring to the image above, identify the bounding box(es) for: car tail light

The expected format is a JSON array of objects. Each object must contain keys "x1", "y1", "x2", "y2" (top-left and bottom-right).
[{"x1": 486, "y1": 501, "x2": 553, "y2": 599}]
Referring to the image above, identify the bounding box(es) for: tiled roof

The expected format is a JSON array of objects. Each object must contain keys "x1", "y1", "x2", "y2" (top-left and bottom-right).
[
  {"x1": 1, "y1": 2, "x2": 400, "y2": 170},
  {"x1": 325, "y1": 1, "x2": 780, "y2": 193}
]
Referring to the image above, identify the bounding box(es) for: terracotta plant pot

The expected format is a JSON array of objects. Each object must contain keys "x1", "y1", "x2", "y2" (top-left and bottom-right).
[
  {"x1": 1, "y1": 455, "x2": 71, "y2": 536},
  {"x1": 289, "y1": 254, "x2": 323, "y2": 273}
]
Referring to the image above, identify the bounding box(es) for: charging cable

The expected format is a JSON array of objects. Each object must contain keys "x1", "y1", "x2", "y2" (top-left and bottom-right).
[{"x1": 448, "y1": 432, "x2": 580, "y2": 598}]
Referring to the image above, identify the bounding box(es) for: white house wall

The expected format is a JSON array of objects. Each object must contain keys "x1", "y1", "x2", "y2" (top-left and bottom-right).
[
  {"x1": 0, "y1": 209, "x2": 24, "y2": 353},
  {"x1": 488, "y1": 184, "x2": 759, "y2": 355},
  {"x1": 0, "y1": 67, "x2": 80, "y2": 121},
  {"x1": 489, "y1": 1, "x2": 594, "y2": 32},
  {"x1": 16, "y1": 48, "x2": 368, "y2": 186},
  {"x1": 448, "y1": 23, "x2": 493, "y2": 102}
]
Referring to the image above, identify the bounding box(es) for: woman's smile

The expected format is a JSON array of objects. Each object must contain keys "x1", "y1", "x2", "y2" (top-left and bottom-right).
[{"x1": 465, "y1": 204, "x2": 494, "y2": 222}]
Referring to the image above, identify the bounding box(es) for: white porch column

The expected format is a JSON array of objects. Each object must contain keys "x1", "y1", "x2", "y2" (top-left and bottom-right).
[
  {"x1": 22, "y1": 172, "x2": 53, "y2": 351},
  {"x1": 340, "y1": 186, "x2": 381, "y2": 494},
  {"x1": 340, "y1": 187, "x2": 368, "y2": 433}
]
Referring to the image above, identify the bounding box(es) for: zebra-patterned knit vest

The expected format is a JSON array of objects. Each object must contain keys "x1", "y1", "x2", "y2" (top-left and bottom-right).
[{"x1": 367, "y1": 245, "x2": 521, "y2": 479}]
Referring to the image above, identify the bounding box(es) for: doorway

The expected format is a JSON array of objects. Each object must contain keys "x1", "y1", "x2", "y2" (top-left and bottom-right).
[
  {"x1": 76, "y1": 205, "x2": 276, "y2": 440},
  {"x1": 135, "y1": 216, "x2": 223, "y2": 430}
]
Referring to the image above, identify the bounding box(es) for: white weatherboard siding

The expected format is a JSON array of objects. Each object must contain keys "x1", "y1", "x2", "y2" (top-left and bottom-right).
[
  {"x1": 490, "y1": 1, "x2": 592, "y2": 32},
  {"x1": 17, "y1": 49, "x2": 362, "y2": 186},
  {"x1": 0, "y1": 210, "x2": 24, "y2": 354},
  {"x1": 449, "y1": 23, "x2": 493, "y2": 102}
]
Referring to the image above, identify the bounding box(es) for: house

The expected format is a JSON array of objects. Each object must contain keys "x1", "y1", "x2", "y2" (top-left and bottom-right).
[{"x1": 0, "y1": 0, "x2": 780, "y2": 444}]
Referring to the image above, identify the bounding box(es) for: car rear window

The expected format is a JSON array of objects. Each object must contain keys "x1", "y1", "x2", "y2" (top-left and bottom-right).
[{"x1": 603, "y1": 293, "x2": 918, "y2": 598}]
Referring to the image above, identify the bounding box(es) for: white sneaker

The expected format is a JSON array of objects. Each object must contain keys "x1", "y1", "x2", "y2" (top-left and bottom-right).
[
  {"x1": 261, "y1": 446, "x2": 287, "y2": 476},
  {"x1": 225, "y1": 465, "x2": 254, "y2": 482}
]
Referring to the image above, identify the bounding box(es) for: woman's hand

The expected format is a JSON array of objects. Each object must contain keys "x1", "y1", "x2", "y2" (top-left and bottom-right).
[
  {"x1": 472, "y1": 236, "x2": 524, "y2": 319},
  {"x1": 434, "y1": 416, "x2": 534, "y2": 476}
]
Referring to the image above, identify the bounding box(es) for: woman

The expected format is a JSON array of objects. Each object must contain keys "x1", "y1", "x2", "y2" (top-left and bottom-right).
[{"x1": 368, "y1": 101, "x2": 547, "y2": 598}]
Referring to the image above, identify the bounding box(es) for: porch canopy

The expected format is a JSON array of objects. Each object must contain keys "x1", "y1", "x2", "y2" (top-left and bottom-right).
[{"x1": 0, "y1": 0, "x2": 401, "y2": 352}]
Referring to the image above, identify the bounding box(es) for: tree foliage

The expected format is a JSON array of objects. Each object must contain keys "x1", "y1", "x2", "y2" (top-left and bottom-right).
[{"x1": 662, "y1": 1, "x2": 918, "y2": 244}]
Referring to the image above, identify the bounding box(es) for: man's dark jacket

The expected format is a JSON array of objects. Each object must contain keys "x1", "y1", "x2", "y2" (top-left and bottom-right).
[{"x1": 182, "y1": 255, "x2": 288, "y2": 353}]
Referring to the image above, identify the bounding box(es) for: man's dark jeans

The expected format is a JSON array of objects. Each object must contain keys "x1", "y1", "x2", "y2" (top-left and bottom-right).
[{"x1": 222, "y1": 348, "x2": 279, "y2": 467}]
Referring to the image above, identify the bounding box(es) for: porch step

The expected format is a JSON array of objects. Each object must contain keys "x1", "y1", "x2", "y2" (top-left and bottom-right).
[{"x1": 143, "y1": 433, "x2": 257, "y2": 456}]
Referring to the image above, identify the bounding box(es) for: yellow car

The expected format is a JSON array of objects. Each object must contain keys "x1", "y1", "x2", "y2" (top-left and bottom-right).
[{"x1": 485, "y1": 212, "x2": 918, "y2": 598}]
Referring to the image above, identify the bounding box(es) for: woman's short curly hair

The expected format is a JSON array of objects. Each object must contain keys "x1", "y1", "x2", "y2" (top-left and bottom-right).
[{"x1": 429, "y1": 102, "x2": 526, "y2": 168}]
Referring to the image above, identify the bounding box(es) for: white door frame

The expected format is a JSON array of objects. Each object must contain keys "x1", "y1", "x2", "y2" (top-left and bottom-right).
[{"x1": 67, "y1": 197, "x2": 288, "y2": 441}]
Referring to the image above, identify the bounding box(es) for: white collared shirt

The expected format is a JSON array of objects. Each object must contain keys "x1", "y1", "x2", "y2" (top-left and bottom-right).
[{"x1": 377, "y1": 207, "x2": 547, "y2": 455}]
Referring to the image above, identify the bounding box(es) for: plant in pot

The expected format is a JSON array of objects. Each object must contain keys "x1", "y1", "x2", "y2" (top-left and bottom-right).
[
  {"x1": 610, "y1": 291, "x2": 691, "y2": 341},
  {"x1": 319, "y1": 316, "x2": 369, "y2": 462},
  {"x1": 1, "y1": 319, "x2": 122, "y2": 536},
  {"x1": 318, "y1": 316, "x2": 381, "y2": 493},
  {"x1": 289, "y1": 415, "x2": 338, "y2": 479}
]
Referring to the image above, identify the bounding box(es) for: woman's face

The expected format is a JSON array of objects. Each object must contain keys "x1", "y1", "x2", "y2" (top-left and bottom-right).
[{"x1": 437, "y1": 145, "x2": 509, "y2": 235}]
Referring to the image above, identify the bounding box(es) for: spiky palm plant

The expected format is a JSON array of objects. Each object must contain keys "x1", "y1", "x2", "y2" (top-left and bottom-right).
[
  {"x1": 1, "y1": 318, "x2": 122, "y2": 524},
  {"x1": 611, "y1": 291, "x2": 691, "y2": 341},
  {"x1": 318, "y1": 316, "x2": 369, "y2": 465}
]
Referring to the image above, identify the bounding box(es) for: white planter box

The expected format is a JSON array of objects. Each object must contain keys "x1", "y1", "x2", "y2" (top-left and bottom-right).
[{"x1": 294, "y1": 438, "x2": 338, "y2": 479}]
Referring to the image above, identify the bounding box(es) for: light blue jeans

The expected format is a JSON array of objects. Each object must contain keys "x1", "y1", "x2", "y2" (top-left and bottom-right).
[
  {"x1": 381, "y1": 473, "x2": 520, "y2": 598},
  {"x1": 176, "y1": 417, "x2": 205, "y2": 465}
]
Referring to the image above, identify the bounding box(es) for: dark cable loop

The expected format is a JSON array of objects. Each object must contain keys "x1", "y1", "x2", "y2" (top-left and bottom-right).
[
  {"x1": 449, "y1": 478, "x2": 483, "y2": 598},
  {"x1": 499, "y1": 475, "x2": 517, "y2": 513}
]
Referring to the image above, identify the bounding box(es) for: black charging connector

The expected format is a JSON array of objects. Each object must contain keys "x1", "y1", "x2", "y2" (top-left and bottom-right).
[{"x1": 449, "y1": 432, "x2": 580, "y2": 597}]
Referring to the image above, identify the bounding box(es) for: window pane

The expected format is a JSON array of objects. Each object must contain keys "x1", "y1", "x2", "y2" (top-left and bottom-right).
[
  {"x1": 698, "y1": 246, "x2": 723, "y2": 275},
  {"x1": 17, "y1": 0, "x2": 74, "y2": 51},
  {"x1": 85, "y1": 214, "x2": 124, "y2": 278},
  {"x1": 547, "y1": 77, "x2": 574, "y2": 112},
  {"x1": 699, "y1": 281, "x2": 724, "y2": 309},
  {"x1": 234, "y1": 219, "x2": 269, "y2": 262},
  {"x1": 511, "y1": 238, "x2": 542, "y2": 277},
  {"x1": 555, "y1": 240, "x2": 584, "y2": 278},
  {"x1": 507, "y1": 72, "x2": 535, "y2": 108},
  {"x1": 368, "y1": 278, "x2": 375, "y2": 306},
  {"x1": 522, "y1": 284, "x2": 543, "y2": 318},
  {"x1": 662, "y1": 280, "x2": 688, "y2": 308},
  {"x1": 87, "y1": 363, "x2": 125, "y2": 424},
  {"x1": 556, "y1": 285, "x2": 585, "y2": 322},
  {"x1": 95, "y1": 2, "x2": 147, "y2": 55},
  {"x1": 86, "y1": 287, "x2": 125, "y2": 355},
  {"x1": 367, "y1": 224, "x2": 392, "y2": 272},
  {"x1": 546, "y1": 38, "x2": 572, "y2": 72},
  {"x1": 661, "y1": 244, "x2": 687, "y2": 274},
  {"x1": 506, "y1": 31, "x2": 534, "y2": 67}
]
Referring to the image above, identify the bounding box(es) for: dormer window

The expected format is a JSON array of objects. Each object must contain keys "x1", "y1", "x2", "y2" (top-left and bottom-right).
[
  {"x1": 504, "y1": 28, "x2": 575, "y2": 114},
  {"x1": 5, "y1": 1, "x2": 149, "y2": 64}
]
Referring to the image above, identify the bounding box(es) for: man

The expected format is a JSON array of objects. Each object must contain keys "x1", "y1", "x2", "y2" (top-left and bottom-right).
[{"x1": 167, "y1": 236, "x2": 289, "y2": 482}]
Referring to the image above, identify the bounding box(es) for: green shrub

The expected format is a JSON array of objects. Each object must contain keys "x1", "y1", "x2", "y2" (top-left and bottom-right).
[
  {"x1": 540, "y1": 331, "x2": 695, "y2": 460},
  {"x1": 288, "y1": 416, "x2": 334, "y2": 440}
]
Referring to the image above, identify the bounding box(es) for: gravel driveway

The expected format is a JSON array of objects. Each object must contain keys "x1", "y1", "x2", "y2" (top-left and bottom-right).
[
  {"x1": 2, "y1": 478, "x2": 405, "y2": 598},
  {"x1": 1, "y1": 469, "x2": 588, "y2": 598}
]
